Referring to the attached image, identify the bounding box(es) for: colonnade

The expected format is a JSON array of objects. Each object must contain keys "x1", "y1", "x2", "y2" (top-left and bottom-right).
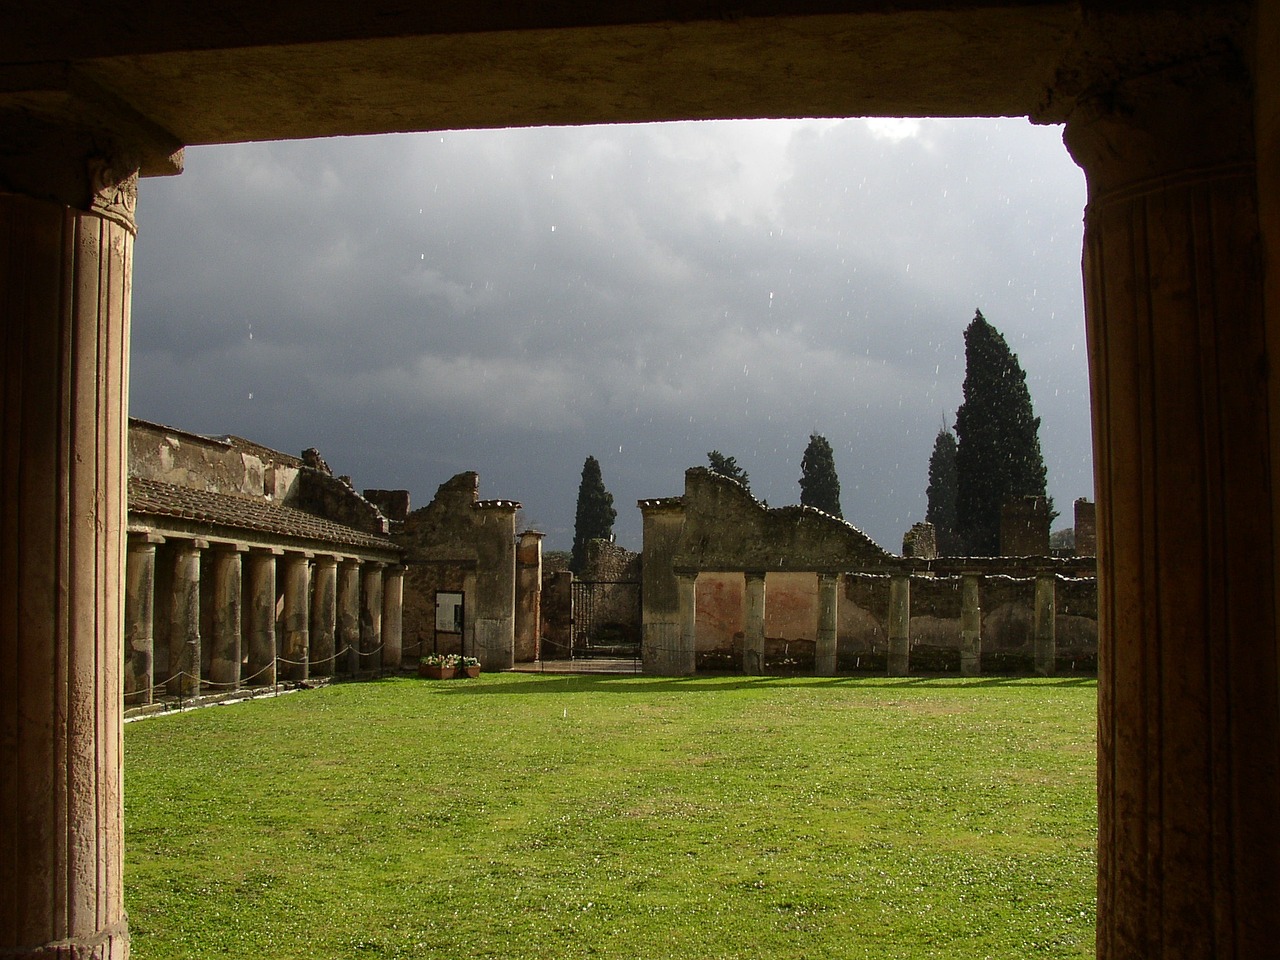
[
  {"x1": 123, "y1": 531, "x2": 404, "y2": 705},
  {"x1": 659, "y1": 569, "x2": 1063, "y2": 678}
]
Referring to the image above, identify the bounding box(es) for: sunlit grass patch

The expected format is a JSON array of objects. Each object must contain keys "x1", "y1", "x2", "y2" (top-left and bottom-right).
[{"x1": 125, "y1": 673, "x2": 1096, "y2": 959}]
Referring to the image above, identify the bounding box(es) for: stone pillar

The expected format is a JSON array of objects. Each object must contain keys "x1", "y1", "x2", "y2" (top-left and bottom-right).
[
  {"x1": 360, "y1": 562, "x2": 384, "y2": 672},
  {"x1": 168, "y1": 539, "x2": 205, "y2": 697},
  {"x1": 815, "y1": 573, "x2": 839, "y2": 677},
  {"x1": 639, "y1": 499, "x2": 685, "y2": 675},
  {"x1": 474, "y1": 503, "x2": 518, "y2": 671},
  {"x1": 207, "y1": 546, "x2": 243, "y2": 689},
  {"x1": 0, "y1": 164, "x2": 150, "y2": 957},
  {"x1": 462, "y1": 570, "x2": 477, "y2": 661},
  {"x1": 1033, "y1": 574, "x2": 1056, "y2": 677},
  {"x1": 1065, "y1": 54, "x2": 1280, "y2": 959},
  {"x1": 887, "y1": 573, "x2": 910, "y2": 677},
  {"x1": 337, "y1": 559, "x2": 362, "y2": 675},
  {"x1": 310, "y1": 556, "x2": 338, "y2": 676},
  {"x1": 515, "y1": 530, "x2": 545, "y2": 662},
  {"x1": 125, "y1": 535, "x2": 162, "y2": 705},
  {"x1": 742, "y1": 571, "x2": 766, "y2": 675},
  {"x1": 245, "y1": 549, "x2": 279, "y2": 686},
  {"x1": 673, "y1": 572, "x2": 698, "y2": 677},
  {"x1": 959, "y1": 574, "x2": 982, "y2": 677},
  {"x1": 280, "y1": 553, "x2": 311, "y2": 682},
  {"x1": 382, "y1": 564, "x2": 404, "y2": 671}
]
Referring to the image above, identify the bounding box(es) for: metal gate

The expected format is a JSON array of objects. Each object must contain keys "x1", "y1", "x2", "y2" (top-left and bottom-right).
[{"x1": 570, "y1": 579, "x2": 642, "y2": 661}]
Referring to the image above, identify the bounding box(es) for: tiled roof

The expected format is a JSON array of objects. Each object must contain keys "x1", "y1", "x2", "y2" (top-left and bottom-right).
[{"x1": 129, "y1": 477, "x2": 398, "y2": 552}]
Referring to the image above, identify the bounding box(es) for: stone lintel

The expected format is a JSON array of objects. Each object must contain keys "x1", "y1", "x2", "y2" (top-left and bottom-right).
[
  {"x1": 128, "y1": 529, "x2": 166, "y2": 545},
  {"x1": 208, "y1": 540, "x2": 249, "y2": 553}
]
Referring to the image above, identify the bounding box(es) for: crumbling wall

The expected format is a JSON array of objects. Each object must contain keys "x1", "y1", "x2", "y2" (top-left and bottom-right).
[
  {"x1": 293, "y1": 471, "x2": 389, "y2": 536},
  {"x1": 129, "y1": 419, "x2": 265, "y2": 496}
]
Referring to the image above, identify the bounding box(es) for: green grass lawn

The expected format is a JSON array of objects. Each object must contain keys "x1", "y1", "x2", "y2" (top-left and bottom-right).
[{"x1": 124, "y1": 673, "x2": 1096, "y2": 959}]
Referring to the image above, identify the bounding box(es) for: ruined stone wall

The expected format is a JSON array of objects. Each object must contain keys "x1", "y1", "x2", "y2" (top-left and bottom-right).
[
  {"x1": 582, "y1": 539, "x2": 641, "y2": 582},
  {"x1": 1073, "y1": 498, "x2": 1097, "y2": 556},
  {"x1": 293, "y1": 471, "x2": 389, "y2": 536},
  {"x1": 1000, "y1": 496, "x2": 1051, "y2": 556},
  {"x1": 129, "y1": 419, "x2": 268, "y2": 497}
]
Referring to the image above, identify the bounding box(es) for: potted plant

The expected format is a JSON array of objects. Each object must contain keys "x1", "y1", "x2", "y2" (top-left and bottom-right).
[
  {"x1": 419, "y1": 653, "x2": 458, "y2": 679},
  {"x1": 460, "y1": 656, "x2": 481, "y2": 679}
]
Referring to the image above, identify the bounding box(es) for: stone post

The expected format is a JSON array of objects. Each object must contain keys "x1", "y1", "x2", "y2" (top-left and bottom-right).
[
  {"x1": 0, "y1": 164, "x2": 150, "y2": 956},
  {"x1": 207, "y1": 545, "x2": 244, "y2": 689},
  {"x1": 168, "y1": 539, "x2": 205, "y2": 696},
  {"x1": 360, "y1": 562, "x2": 384, "y2": 672},
  {"x1": 742, "y1": 571, "x2": 766, "y2": 675},
  {"x1": 310, "y1": 556, "x2": 338, "y2": 676},
  {"x1": 815, "y1": 573, "x2": 839, "y2": 677},
  {"x1": 245, "y1": 549, "x2": 279, "y2": 686},
  {"x1": 382, "y1": 564, "x2": 405, "y2": 671},
  {"x1": 280, "y1": 553, "x2": 311, "y2": 681},
  {"x1": 1065, "y1": 52, "x2": 1280, "y2": 958},
  {"x1": 959, "y1": 574, "x2": 981, "y2": 677},
  {"x1": 887, "y1": 573, "x2": 910, "y2": 677},
  {"x1": 1033, "y1": 574, "x2": 1056, "y2": 677},
  {"x1": 462, "y1": 570, "x2": 477, "y2": 660},
  {"x1": 125, "y1": 535, "x2": 162, "y2": 705},
  {"x1": 338, "y1": 559, "x2": 362, "y2": 675},
  {"x1": 474, "y1": 502, "x2": 518, "y2": 671},
  {"x1": 674, "y1": 572, "x2": 698, "y2": 677},
  {"x1": 639, "y1": 499, "x2": 684, "y2": 675},
  {"x1": 515, "y1": 530, "x2": 545, "y2": 662}
]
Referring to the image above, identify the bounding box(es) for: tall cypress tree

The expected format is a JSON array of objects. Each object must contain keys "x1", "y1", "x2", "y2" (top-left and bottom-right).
[
  {"x1": 925, "y1": 425, "x2": 960, "y2": 555},
  {"x1": 799, "y1": 433, "x2": 843, "y2": 518},
  {"x1": 953, "y1": 310, "x2": 1049, "y2": 555},
  {"x1": 570, "y1": 455, "x2": 616, "y2": 574}
]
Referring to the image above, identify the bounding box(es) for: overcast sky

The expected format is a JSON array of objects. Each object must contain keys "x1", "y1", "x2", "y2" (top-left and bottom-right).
[{"x1": 130, "y1": 117, "x2": 1091, "y2": 553}]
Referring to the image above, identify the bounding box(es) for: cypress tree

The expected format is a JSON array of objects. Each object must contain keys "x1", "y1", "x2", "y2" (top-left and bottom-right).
[
  {"x1": 799, "y1": 433, "x2": 843, "y2": 518},
  {"x1": 570, "y1": 455, "x2": 616, "y2": 574},
  {"x1": 706, "y1": 450, "x2": 750, "y2": 491},
  {"x1": 925, "y1": 425, "x2": 960, "y2": 555},
  {"x1": 953, "y1": 310, "x2": 1049, "y2": 555}
]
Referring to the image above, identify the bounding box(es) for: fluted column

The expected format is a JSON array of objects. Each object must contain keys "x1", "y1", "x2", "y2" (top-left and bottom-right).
[
  {"x1": 167, "y1": 539, "x2": 205, "y2": 697},
  {"x1": 280, "y1": 553, "x2": 311, "y2": 682},
  {"x1": 1066, "y1": 55, "x2": 1280, "y2": 959},
  {"x1": 815, "y1": 573, "x2": 839, "y2": 677},
  {"x1": 338, "y1": 559, "x2": 361, "y2": 675},
  {"x1": 382, "y1": 565, "x2": 404, "y2": 672},
  {"x1": 125, "y1": 535, "x2": 162, "y2": 705},
  {"x1": 673, "y1": 572, "x2": 698, "y2": 677},
  {"x1": 742, "y1": 571, "x2": 766, "y2": 675},
  {"x1": 245, "y1": 549, "x2": 278, "y2": 686},
  {"x1": 360, "y1": 562, "x2": 384, "y2": 672},
  {"x1": 310, "y1": 556, "x2": 338, "y2": 676},
  {"x1": 0, "y1": 173, "x2": 140, "y2": 959},
  {"x1": 887, "y1": 574, "x2": 910, "y2": 677},
  {"x1": 1032, "y1": 574, "x2": 1055, "y2": 677},
  {"x1": 959, "y1": 574, "x2": 981, "y2": 677},
  {"x1": 207, "y1": 545, "x2": 243, "y2": 689}
]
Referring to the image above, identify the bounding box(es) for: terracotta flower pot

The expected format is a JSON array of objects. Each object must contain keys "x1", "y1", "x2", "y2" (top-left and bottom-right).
[
  {"x1": 419, "y1": 663, "x2": 456, "y2": 680},
  {"x1": 463, "y1": 665, "x2": 481, "y2": 678}
]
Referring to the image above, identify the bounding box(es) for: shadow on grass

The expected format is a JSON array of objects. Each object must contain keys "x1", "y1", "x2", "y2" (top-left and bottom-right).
[{"x1": 430, "y1": 672, "x2": 1097, "y2": 697}]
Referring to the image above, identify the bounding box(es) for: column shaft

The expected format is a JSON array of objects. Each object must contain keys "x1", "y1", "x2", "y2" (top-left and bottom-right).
[
  {"x1": 207, "y1": 548, "x2": 242, "y2": 689},
  {"x1": 168, "y1": 541, "x2": 202, "y2": 697},
  {"x1": 245, "y1": 551, "x2": 277, "y2": 686},
  {"x1": 280, "y1": 554, "x2": 310, "y2": 682},
  {"x1": 742, "y1": 572, "x2": 766, "y2": 675},
  {"x1": 337, "y1": 560, "x2": 361, "y2": 675},
  {"x1": 815, "y1": 574, "x2": 839, "y2": 677},
  {"x1": 125, "y1": 539, "x2": 158, "y2": 705},
  {"x1": 310, "y1": 557, "x2": 338, "y2": 676},
  {"x1": 1033, "y1": 574, "x2": 1055, "y2": 677},
  {"x1": 673, "y1": 573, "x2": 697, "y2": 677},
  {"x1": 959, "y1": 574, "x2": 981, "y2": 677},
  {"x1": 382, "y1": 566, "x2": 404, "y2": 672},
  {"x1": 0, "y1": 191, "x2": 133, "y2": 958},
  {"x1": 360, "y1": 563, "x2": 384, "y2": 672},
  {"x1": 887, "y1": 574, "x2": 910, "y2": 677}
]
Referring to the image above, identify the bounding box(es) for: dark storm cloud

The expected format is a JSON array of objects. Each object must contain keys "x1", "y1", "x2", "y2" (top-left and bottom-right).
[{"x1": 131, "y1": 118, "x2": 1089, "y2": 551}]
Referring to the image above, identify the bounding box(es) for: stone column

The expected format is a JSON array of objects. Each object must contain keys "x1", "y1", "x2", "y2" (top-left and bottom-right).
[
  {"x1": 207, "y1": 545, "x2": 243, "y2": 689},
  {"x1": 815, "y1": 573, "x2": 839, "y2": 677},
  {"x1": 887, "y1": 573, "x2": 910, "y2": 677},
  {"x1": 125, "y1": 534, "x2": 162, "y2": 705},
  {"x1": 742, "y1": 571, "x2": 766, "y2": 675},
  {"x1": 280, "y1": 553, "x2": 311, "y2": 681},
  {"x1": 515, "y1": 530, "x2": 545, "y2": 662},
  {"x1": 0, "y1": 161, "x2": 151, "y2": 957},
  {"x1": 1033, "y1": 574, "x2": 1055, "y2": 677},
  {"x1": 639, "y1": 499, "x2": 684, "y2": 675},
  {"x1": 1065, "y1": 54, "x2": 1280, "y2": 959},
  {"x1": 360, "y1": 562, "x2": 384, "y2": 672},
  {"x1": 462, "y1": 570, "x2": 477, "y2": 661},
  {"x1": 673, "y1": 572, "x2": 698, "y2": 677},
  {"x1": 959, "y1": 574, "x2": 981, "y2": 677},
  {"x1": 245, "y1": 549, "x2": 279, "y2": 686},
  {"x1": 474, "y1": 503, "x2": 517, "y2": 671},
  {"x1": 168, "y1": 539, "x2": 205, "y2": 697},
  {"x1": 310, "y1": 556, "x2": 338, "y2": 676},
  {"x1": 382, "y1": 565, "x2": 404, "y2": 672},
  {"x1": 338, "y1": 559, "x2": 362, "y2": 675}
]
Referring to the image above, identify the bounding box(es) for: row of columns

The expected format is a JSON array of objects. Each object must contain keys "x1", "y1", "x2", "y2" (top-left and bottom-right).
[
  {"x1": 664, "y1": 570, "x2": 1061, "y2": 677},
  {"x1": 124, "y1": 533, "x2": 404, "y2": 705}
]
